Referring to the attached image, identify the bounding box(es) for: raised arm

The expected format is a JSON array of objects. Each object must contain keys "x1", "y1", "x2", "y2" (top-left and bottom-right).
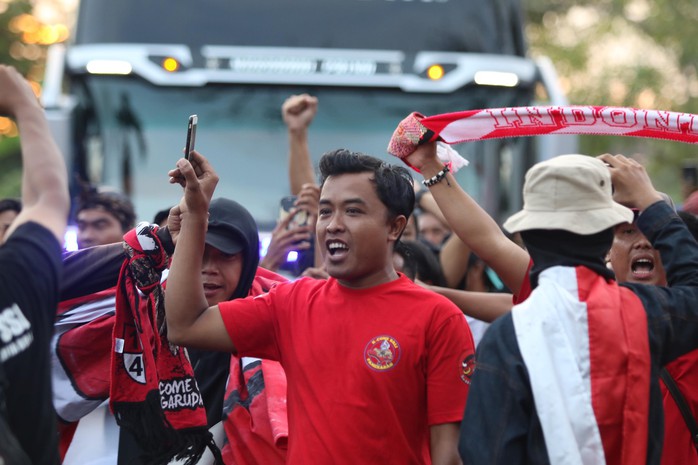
[
  {"x1": 601, "y1": 154, "x2": 691, "y2": 288},
  {"x1": 282, "y1": 94, "x2": 318, "y2": 194},
  {"x1": 404, "y1": 142, "x2": 530, "y2": 295},
  {"x1": 164, "y1": 151, "x2": 235, "y2": 351},
  {"x1": 416, "y1": 189, "x2": 472, "y2": 288},
  {"x1": 0, "y1": 65, "x2": 69, "y2": 242}
]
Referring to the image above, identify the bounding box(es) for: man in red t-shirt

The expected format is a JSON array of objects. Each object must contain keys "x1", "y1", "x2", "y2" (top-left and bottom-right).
[{"x1": 165, "y1": 149, "x2": 474, "y2": 465}]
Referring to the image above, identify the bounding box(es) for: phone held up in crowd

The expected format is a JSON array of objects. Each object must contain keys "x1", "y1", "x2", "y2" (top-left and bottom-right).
[{"x1": 184, "y1": 114, "x2": 197, "y2": 160}]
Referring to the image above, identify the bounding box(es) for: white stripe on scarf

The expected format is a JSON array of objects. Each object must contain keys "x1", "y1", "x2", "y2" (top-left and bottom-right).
[{"x1": 512, "y1": 266, "x2": 605, "y2": 465}]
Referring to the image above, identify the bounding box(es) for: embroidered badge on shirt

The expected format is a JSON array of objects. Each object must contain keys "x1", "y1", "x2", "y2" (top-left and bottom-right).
[
  {"x1": 364, "y1": 335, "x2": 401, "y2": 371},
  {"x1": 460, "y1": 352, "x2": 476, "y2": 385}
]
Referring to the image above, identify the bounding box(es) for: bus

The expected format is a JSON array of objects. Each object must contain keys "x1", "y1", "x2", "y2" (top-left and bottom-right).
[{"x1": 42, "y1": 0, "x2": 575, "y2": 231}]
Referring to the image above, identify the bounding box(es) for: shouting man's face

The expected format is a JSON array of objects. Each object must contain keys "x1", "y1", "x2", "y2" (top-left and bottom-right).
[
  {"x1": 608, "y1": 222, "x2": 666, "y2": 285},
  {"x1": 317, "y1": 171, "x2": 404, "y2": 289}
]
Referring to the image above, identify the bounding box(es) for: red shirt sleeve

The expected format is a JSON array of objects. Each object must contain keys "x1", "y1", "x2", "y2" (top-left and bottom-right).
[
  {"x1": 219, "y1": 285, "x2": 284, "y2": 361},
  {"x1": 426, "y1": 310, "x2": 475, "y2": 425}
]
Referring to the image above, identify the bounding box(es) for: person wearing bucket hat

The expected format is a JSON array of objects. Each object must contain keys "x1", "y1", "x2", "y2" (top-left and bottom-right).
[
  {"x1": 397, "y1": 142, "x2": 698, "y2": 465},
  {"x1": 501, "y1": 154, "x2": 634, "y2": 235}
]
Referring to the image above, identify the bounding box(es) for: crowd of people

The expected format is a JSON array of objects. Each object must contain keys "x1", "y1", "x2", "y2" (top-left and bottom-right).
[{"x1": 2, "y1": 61, "x2": 698, "y2": 465}]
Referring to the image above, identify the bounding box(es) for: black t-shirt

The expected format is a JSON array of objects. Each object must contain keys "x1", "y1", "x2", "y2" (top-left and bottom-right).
[{"x1": 0, "y1": 222, "x2": 62, "y2": 464}]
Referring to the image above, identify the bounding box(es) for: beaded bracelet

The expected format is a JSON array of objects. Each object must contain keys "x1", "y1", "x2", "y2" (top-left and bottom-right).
[{"x1": 422, "y1": 165, "x2": 450, "y2": 187}]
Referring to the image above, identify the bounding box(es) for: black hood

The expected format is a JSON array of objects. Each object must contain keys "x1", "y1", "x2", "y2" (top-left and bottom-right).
[{"x1": 206, "y1": 198, "x2": 260, "y2": 300}]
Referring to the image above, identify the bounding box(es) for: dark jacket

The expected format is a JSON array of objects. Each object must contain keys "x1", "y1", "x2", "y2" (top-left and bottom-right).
[{"x1": 459, "y1": 201, "x2": 698, "y2": 465}]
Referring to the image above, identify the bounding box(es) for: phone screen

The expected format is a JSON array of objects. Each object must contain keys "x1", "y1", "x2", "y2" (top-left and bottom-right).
[
  {"x1": 185, "y1": 114, "x2": 198, "y2": 160},
  {"x1": 279, "y1": 195, "x2": 308, "y2": 229}
]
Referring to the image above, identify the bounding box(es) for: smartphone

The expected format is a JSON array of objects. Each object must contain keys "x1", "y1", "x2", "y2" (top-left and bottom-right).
[
  {"x1": 279, "y1": 195, "x2": 309, "y2": 229},
  {"x1": 184, "y1": 114, "x2": 197, "y2": 160}
]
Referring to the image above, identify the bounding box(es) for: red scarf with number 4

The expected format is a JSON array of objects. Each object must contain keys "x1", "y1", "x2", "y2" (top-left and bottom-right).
[{"x1": 110, "y1": 223, "x2": 221, "y2": 464}]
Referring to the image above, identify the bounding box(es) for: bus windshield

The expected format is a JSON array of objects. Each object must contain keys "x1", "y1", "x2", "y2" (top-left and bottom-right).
[
  {"x1": 76, "y1": 0, "x2": 526, "y2": 57},
  {"x1": 78, "y1": 76, "x2": 532, "y2": 227},
  {"x1": 59, "y1": 0, "x2": 553, "y2": 228}
]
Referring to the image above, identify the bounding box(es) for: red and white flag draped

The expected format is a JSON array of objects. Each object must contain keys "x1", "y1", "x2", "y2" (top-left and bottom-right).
[{"x1": 387, "y1": 106, "x2": 698, "y2": 162}]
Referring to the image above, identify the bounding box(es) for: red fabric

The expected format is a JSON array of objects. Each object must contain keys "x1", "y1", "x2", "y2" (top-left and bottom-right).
[
  {"x1": 512, "y1": 259, "x2": 534, "y2": 304},
  {"x1": 110, "y1": 225, "x2": 213, "y2": 462},
  {"x1": 57, "y1": 289, "x2": 117, "y2": 317},
  {"x1": 249, "y1": 267, "x2": 287, "y2": 295},
  {"x1": 57, "y1": 312, "x2": 114, "y2": 400},
  {"x1": 221, "y1": 267, "x2": 289, "y2": 465},
  {"x1": 683, "y1": 191, "x2": 698, "y2": 215},
  {"x1": 220, "y1": 359, "x2": 288, "y2": 465},
  {"x1": 517, "y1": 266, "x2": 651, "y2": 465},
  {"x1": 661, "y1": 351, "x2": 698, "y2": 465},
  {"x1": 218, "y1": 275, "x2": 474, "y2": 465},
  {"x1": 55, "y1": 290, "x2": 115, "y2": 405},
  {"x1": 577, "y1": 267, "x2": 650, "y2": 465},
  {"x1": 55, "y1": 289, "x2": 117, "y2": 454},
  {"x1": 57, "y1": 421, "x2": 78, "y2": 461}
]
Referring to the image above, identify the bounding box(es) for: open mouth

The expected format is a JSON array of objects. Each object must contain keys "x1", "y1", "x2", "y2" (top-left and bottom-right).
[
  {"x1": 630, "y1": 256, "x2": 655, "y2": 280},
  {"x1": 203, "y1": 283, "x2": 222, "y2": 292},
  {"x1": 326, "y1": 240, "x2": 349, "y2": 258}
]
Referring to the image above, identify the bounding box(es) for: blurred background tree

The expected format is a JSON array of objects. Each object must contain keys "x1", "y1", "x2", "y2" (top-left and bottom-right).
[
  {"x1": 526, "y1": 0, "x2": 698, "y2": 201},
  {"x1": 0, "y1": 0, "x2": 69, "y2": 199}
]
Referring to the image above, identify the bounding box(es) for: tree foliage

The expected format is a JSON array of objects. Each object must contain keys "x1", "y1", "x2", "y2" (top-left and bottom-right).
[
  {"x1": 0, "y1": 0, "x2": 45, "y2": 199},
  {"x1": 0, "y1": 0, "x2": 34, "y2": 73},
  {"x1": 525, "y1": 0, "x2": 698, "y2": 199}
]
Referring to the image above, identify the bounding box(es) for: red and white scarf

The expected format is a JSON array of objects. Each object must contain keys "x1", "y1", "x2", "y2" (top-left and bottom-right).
[
  {"x1": 512, "y1": 266, "x2": 649, "y2": 465},
  {"x1": 387, "y1": 106, "x2": 698, "y2": 161}
]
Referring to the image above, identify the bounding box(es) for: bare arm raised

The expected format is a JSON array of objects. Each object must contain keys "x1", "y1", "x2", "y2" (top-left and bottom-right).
[
  {"x1": 0, "y1": 65, "x2": 69, "y2": 242},
  {"x1": 282, "y1": 94, "x2": 319, "y2": 194},
  {"x1": 416, "y1": 189, "x2": 472, "y2": 288},
  {"x1": 164, "y1": 151, "x2": 236, "y2": 352},
  {"x1": 404, "y1": 142, "x2": 530, "y2": 295}
]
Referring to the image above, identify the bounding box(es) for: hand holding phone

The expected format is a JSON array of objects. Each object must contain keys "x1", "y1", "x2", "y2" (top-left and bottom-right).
[
  {"x1": 279, "y1": 195, "x2": 309, "y2": 230},
  {"x1": 184, "y1": 114, "x2": 197, "y2": 160}
]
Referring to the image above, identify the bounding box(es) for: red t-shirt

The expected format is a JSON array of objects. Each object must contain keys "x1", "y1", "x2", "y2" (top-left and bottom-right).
[{"x1": 218, "y1": 274, "x2": 474, "y2": 465}]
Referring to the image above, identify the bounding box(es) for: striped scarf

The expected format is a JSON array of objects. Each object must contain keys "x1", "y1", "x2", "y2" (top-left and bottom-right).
[{"x1": 387, "y1": 106, "x2": 698, "y2": 161}]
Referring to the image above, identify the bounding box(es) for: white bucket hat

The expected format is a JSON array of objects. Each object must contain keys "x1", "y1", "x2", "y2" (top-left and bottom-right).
[{"x1": 503, "y1": 154, "x2": 634, "y2": 235}]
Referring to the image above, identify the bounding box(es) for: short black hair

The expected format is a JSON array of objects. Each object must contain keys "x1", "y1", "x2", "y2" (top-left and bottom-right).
[
  {"x1": 394, "y1": 240, "x2": 447, "y2": 286},
  {"x1": 153, "y1": 207, "x2": 172, "y2": 226},
  {"x1": 318, "y1": 149, "x2": 415, "y2": 225},
  {"x1": 77, "y1": 189, "x2": 136, "y2": 232},
  {"x1": 0, "y1": 198, "x2": 21, "y2": 214}
]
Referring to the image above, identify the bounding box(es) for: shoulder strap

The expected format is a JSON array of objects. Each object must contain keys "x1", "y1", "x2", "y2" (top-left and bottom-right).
[{"x1": 660, "y1": 368, "x2": 698, "y2": 450}]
